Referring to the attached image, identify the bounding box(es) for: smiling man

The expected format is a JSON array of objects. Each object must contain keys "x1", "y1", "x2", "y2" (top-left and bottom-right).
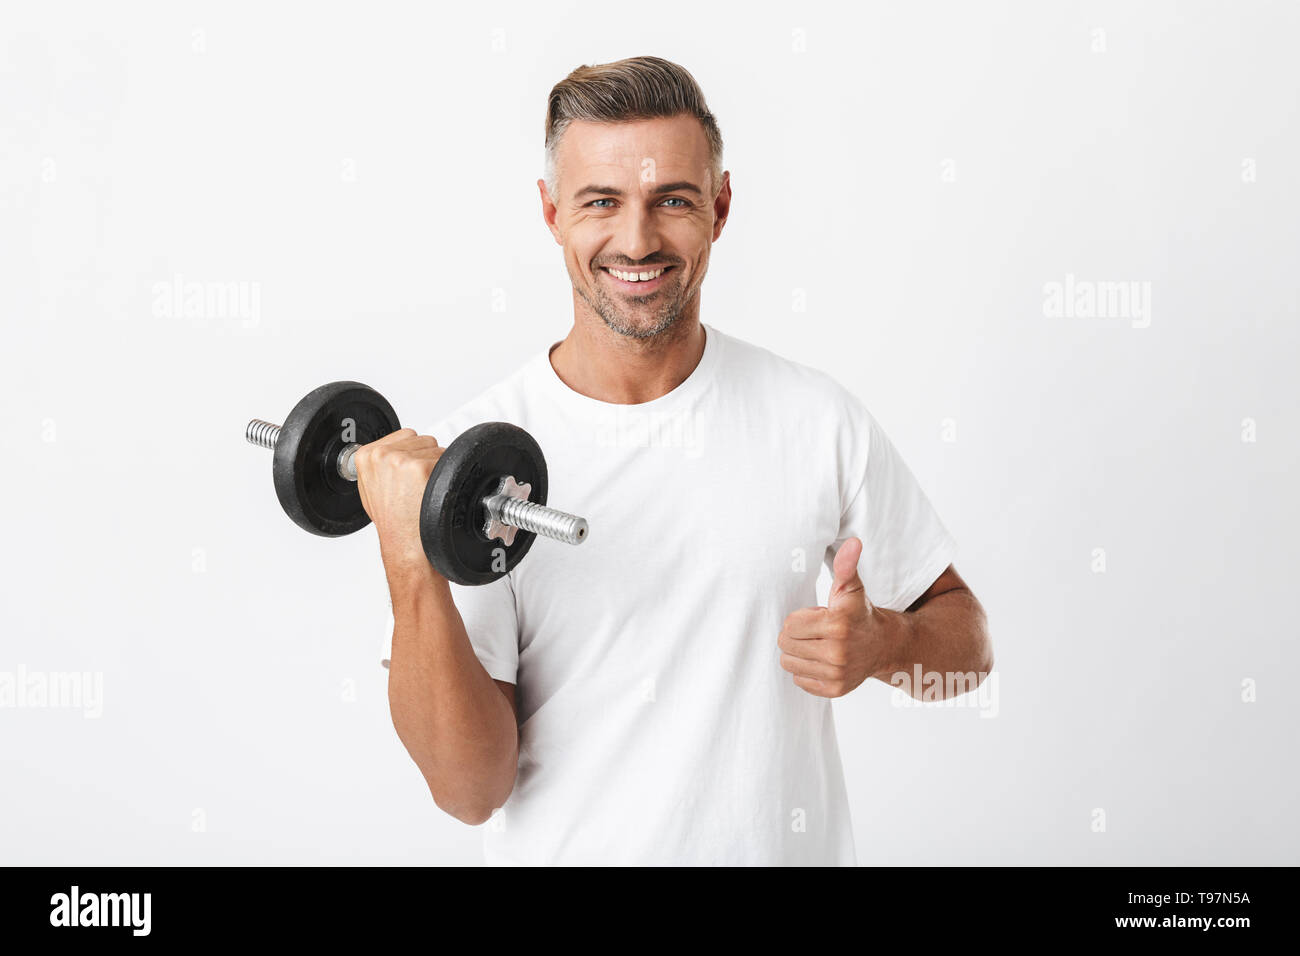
[{"x1": 366, "y1": 55, "x2": 992, "y2": 865}]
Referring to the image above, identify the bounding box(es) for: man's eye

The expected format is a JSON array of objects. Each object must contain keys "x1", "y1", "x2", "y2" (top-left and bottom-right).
[{"x1": 585, "y1": 197, "x2": 688, "y2": 208}]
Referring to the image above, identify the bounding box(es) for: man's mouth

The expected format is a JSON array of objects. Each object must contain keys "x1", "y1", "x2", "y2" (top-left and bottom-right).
[{"x1": 600, "y1": 265, "x2": 674, "y2": 292}]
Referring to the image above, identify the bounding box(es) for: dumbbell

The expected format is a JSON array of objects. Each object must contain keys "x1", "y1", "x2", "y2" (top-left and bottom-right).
[{"x1": 245, "y1": 381, "x2": 588, "y2": 585}]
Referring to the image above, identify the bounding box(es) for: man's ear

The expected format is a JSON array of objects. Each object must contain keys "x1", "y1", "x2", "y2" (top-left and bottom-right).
[
  {"x1": 538, "y1": 178, "x2": 563, "y2": 244},
  {"x1": 712, "y1": 169, "x2": 732, "y2": 241}
]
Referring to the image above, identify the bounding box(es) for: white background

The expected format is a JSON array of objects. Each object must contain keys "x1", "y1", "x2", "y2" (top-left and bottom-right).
[{"x1": 2, "y1": 0, "x2": 1296, "y2": 865}]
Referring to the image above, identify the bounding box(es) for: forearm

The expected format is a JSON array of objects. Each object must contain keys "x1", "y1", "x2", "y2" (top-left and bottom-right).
[
  {"x1": 385, "y1": 563, "x2": 518, "y2": 824},
  {"x1": 872, "y1": 588, "x2": 993, "y2": 698}
]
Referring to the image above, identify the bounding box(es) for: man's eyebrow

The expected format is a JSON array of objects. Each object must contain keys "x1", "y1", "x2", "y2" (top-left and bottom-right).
[{"x1": 573, "y1": 181, "x2": 704, "y2": 200}]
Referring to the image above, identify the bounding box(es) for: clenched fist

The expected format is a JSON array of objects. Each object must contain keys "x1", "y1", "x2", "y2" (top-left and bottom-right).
[
  {"x1": 778, "y1": 537, "x2": 904, "y2": 698},
  {"x1": 352, "y1": 428, "x2": 444, "y2": 574}
]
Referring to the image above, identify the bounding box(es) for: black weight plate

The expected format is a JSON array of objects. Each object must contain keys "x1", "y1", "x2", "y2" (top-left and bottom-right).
[
  {"x1": 420, "y1": 422, "x2": 548, "y2": 586},
  {"x1": 272, "y1": 381, "x2": 401, "y2": 537}
]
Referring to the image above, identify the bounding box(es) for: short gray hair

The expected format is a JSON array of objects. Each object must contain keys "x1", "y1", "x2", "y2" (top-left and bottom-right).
[{"x1": 543, "y1": 55, "x2": 724, "y2": 200}]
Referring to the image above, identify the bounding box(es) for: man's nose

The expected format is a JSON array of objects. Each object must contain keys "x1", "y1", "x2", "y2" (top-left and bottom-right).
[{"x1": 614, "y1": 201, "x2": 661, "y2": 262}]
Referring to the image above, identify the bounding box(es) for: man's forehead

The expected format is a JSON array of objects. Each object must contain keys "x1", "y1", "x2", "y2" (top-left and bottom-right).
[{"x1": 558, "y1": 117, "x2": 710, "y2": 180}]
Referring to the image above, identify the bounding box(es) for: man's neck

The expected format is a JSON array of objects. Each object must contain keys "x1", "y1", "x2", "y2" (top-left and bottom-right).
[{"x1": 549, "y1": 314, "x2": 706, "y2": 405}]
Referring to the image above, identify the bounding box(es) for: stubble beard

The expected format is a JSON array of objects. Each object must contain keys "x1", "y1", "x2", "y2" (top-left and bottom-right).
[{"x1": 577, "y1": 266, "x2": 693, "y2": 341}]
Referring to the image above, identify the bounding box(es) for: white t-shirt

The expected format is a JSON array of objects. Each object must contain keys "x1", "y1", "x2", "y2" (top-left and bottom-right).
[{"x1": 381, "y1": 324, "x2": 957, "y2": 865}]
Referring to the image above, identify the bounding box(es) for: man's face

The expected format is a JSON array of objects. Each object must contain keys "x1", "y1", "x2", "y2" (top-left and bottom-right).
[{"x1": 540, "y1": 114, "x2": 730, "y2": 340}]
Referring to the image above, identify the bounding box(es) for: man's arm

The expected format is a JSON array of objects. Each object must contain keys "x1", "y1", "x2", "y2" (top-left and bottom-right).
[
  {"x1": 386, "y1": 564, "x2": 519, "y2": 824},
  {"x1": 883, "y1": 563, "x2": 992, "y2": 694},
  {"x1": 354, "y1": 429, "x2": 519, "y2": 825},
  {"x1": 778, "y1": 538, "x2": 993, "y2": 700}
]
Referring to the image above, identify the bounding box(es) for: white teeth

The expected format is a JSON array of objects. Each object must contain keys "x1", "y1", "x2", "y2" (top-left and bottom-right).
[{"x1": 607, "y1": 267, "x2": 665, "y2": 282}]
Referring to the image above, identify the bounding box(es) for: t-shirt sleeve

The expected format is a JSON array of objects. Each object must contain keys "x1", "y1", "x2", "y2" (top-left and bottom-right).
[
  {"x1": 377, "y1": 412, "x2": 521, "y2": 683},
  {"x1": 826, "y1": 402, "x2": 958, "y2": 612}
]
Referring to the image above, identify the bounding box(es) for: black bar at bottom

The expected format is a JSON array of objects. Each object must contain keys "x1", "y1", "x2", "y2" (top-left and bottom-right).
[{"x1": 0, "y1": 865, "x2": 1284, "y2": 942}]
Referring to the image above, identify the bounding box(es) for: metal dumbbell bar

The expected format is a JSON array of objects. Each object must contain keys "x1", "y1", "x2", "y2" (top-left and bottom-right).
[{"x1": 246, "y1": 381, "x2": 588, "y2": 585}]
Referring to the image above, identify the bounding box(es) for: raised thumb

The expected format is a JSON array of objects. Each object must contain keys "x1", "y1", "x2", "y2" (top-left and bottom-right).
[{"x1": 829, "y1": 537, "x2": 868, "y2": 609}]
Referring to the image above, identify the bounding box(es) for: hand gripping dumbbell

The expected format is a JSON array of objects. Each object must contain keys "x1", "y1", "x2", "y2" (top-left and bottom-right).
[{"x1": 245, "y1": 381, "x2": 588, "y2": 585}]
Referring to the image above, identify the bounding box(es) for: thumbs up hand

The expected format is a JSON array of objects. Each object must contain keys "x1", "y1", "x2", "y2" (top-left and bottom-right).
[{"x1": 778, "y1": 537, "x2": 903, "y2": 698}]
